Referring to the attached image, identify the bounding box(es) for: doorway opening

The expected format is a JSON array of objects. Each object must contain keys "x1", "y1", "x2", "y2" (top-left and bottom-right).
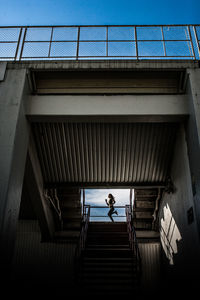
[{"x1": 81, "y1": 188, "x2": 134, "y2": 222}]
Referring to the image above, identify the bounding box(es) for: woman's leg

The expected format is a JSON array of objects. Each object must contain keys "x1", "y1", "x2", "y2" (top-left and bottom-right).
[{"x1": 108, "y1": 207, "x2": 114, "y2": 222}]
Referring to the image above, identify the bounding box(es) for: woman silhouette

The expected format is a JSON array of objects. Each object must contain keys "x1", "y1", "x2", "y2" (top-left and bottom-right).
[{"x1": 105, "y1": 193, "x2": 118, "y2": 222}]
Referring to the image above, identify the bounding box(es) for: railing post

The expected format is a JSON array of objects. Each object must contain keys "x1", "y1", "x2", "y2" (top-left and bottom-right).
[
  {"x1": 19, "y1": 26, "x2": 27, "y2": 60},
  {"x1": 76, "y1": 26, "x2": 80, "y2": 60},
  {"x1": 135, "y1": 26, "x2": 138, "y2": 60},
  {"x1": 193, "y1": 26, "x2": 200, "y2": 60},
  {"x1": 14, "y1": 27, "x2": 23, "y2": 61},
  {"x1": 48, "y1": 26, "x2": 54, "y2": 58},
  {"x1": 82, "y1": 188, "x2": 85, "y2": 217},
  {"x1": 188, "y1": 25, "x2": 196, "y2": 60}
]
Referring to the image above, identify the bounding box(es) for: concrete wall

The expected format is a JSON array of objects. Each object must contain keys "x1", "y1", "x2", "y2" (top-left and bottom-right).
[
  {"x1": 0, "y1": 67, "x2": 30, "y2": 273},
  {"x1": 11, "y1": 220, "x2": 77, "y2": 296},
  {"x1": 158, "y1": 125, "x2": 200, "y2": 294},
  {"x1": 185, "y1": 69, "x2": 200, "y2": 238}
]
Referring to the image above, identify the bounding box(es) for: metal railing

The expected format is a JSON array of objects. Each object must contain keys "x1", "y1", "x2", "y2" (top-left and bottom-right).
[
  {"x1": 74, "y1": 205, "x2": 90, "y2": 280},
  {"x1": 0, "y1": 24, "x2": 200, "y2": 61},
  {"x1": 77, "y1": 205, "x2": 90, "y2": 256},
  {"x1": 89, "y1": 205, "x2": 127, "y2": 222},
  {"x1": 125, "y1": 204, "x2": 142, "y2": 275}
]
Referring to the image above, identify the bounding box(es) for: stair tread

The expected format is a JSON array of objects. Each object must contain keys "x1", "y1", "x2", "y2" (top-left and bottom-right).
[
  {"x1": 82, "y1": 269, "x2": 137, "y2": 274},
  {"x1": 78, "y1": 220, "x2": 141, "y2": 292},
  {"x1": 83, "y1": 257, "x2": 135, "y2": 261},
  {"x1": 85, "y1": 247, "x2": 131, "y2": 250},
  {"x1": 54, "y1": 230, "x2": 80, "y2": 238},
  {"x1": 81, "y1": 273, "x2": 135, "y2": 278},
  {"x1": 86, "y1": 244, "x2": 130, "y2": 248}
]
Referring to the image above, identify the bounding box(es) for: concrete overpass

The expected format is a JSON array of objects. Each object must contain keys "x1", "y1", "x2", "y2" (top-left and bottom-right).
[{"x1": 0, "y1": 25, "x2": 200, "y2": 297}]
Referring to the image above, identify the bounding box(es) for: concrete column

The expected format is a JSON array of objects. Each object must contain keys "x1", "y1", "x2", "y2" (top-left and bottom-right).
[
  {"x1": 0, "y1": 68, "x2": 30, "y2": 273},
  {"x1": 186, "y1": 68, "x2": 200, "y2": 239},
  {"x1": 187, "y1": 69, "x2": 200, "y2": 144}
]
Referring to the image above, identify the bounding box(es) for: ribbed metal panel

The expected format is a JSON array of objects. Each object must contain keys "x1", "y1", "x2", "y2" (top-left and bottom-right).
[
  {"x1": 32, "y1": 122, "x2": 178, "y2": 185},
  {"x1": 138, "y1": 243, "x2": 161, "y2": 287},
  {"x1": 12, "y1": 220, "x2": 76, "y2": 281}
]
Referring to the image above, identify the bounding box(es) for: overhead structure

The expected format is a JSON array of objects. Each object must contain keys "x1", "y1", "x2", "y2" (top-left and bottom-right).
[{"x1": 32, "y1": 122, "x2": 178, "y2": 187}]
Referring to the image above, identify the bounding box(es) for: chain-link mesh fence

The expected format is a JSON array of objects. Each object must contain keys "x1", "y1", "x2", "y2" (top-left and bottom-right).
[{"x1": 0, "y1": 25, "x2": 199, "y2": 60}]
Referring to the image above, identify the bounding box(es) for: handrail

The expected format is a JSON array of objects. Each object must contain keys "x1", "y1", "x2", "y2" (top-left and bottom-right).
[
  {"x1": 89, "y1": 205, "x2": 126, "y2": 219},
  {"x1": 74, "y1": 205, "x2": 90, "y2": 280},
  {"x1": 44, "y1": 188, "x2": 63, "y2": 230},
  {"x1": 125, "y1": 205, "x2": 142, "y2": 275},
  {"x1": 76, "y1": 205, "x2": 90, "y2": 257}
]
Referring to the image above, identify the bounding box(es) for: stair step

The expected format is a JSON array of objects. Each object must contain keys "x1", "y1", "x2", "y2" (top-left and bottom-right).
[
  {"x1": 59, "y1": 201, "x2": 81, "y2": 209},
  {"x1": 83, "y1": 257, "x2": 135, "y2": 262},
  {"x1": 83, "y1": 249, "x2": 133, "y2": 258},
  {"x1": 87, "y1": 233, "x2": 129, "y2": 241},
  {"x1": 62, "y1": 211, "x2": 81, "y2": 219},
  {"x1": 135, "y1": 211, "x2": 153, "y2": 219},
  {"x1": 81, "y1": 272, "x2": 135, "y2": 279},
  {"x1": 86, "y1": 244, "x2": 129, "y2": 248},
  {"x1": 77, "y1": 220, "x2": 141, "y2": 293},
  {"x1": 82, "y1": 267, "x2": 135, "y2": 273},
  {"x1": 63, "y1": 222, "x2": 81, "y2": 230},
  {"x1": 89, "y1": 222, "x2": 127, "y2": 232},
  {"x1": 82, "y1": 282, "x2": 136, "y2": 289},
  {"x1": 88, "y1": 231, "x2": 128, "y2": 235},
  {"x1": 86, "y1": 239, "x2": 129, "y2": 245},
  {"x1": 81, "y1": 286, "x2": 138, "y2": 293},
  {"x1": 135, "y1": 201, "x2": 155, "y2": 208}
]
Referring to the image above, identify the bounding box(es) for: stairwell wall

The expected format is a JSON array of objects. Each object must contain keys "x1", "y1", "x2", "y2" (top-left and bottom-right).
[
  {"x1": 11, "y1": 220, "x2": 77, "y2": 294},
  {"x1": 158, "y1": 124, "x2": 200, "y2": 293}
]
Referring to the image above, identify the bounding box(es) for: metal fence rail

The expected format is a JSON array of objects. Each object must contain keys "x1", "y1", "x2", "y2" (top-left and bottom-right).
[
  {"x1": 0, "y1": 24, "x2": 200, "y2": 61},
  {"x1": 89, "y1": 205, "x2": 126, "y2": 222}
]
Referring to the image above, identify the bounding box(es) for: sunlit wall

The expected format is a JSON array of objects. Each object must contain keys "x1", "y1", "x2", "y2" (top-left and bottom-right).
[{"x1": 158, "y1": 125, "x2": 200, "y2": 287}]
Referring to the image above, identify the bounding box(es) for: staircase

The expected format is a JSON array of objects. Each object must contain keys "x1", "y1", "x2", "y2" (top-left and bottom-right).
[
  {"x1": 78, "y1": 222, "x2": 141, "y2": 296},
  {"x1": 133, "y1": 188, "x2": 162, "y2": 231},
  {"x1": 53, "y1": 187, "x2": 82, "y2": 242}
]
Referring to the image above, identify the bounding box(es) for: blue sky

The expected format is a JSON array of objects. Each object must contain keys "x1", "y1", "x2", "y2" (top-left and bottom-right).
[
  {"x1": 0, "y1": 0, "x2": 199, "y2": 26},
  {"x1": 83, "y1": 189, "x2": 132, "y2": 222}
]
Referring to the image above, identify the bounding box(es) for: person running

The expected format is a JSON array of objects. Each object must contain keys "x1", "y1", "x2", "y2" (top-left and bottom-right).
[{"x1": 105, "y1": 193, "x2": 118, "y2": 222}]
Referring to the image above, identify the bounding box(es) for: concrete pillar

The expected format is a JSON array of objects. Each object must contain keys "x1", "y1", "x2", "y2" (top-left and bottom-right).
[
  {"x1": 187, "y1": 69, "x2": 200, "y2": 144},
  {"x1": 0, "y1": 67, "x2": 30, "y2": 273},
  {"x1": 186, "y1": 68, "x2": 200, "y2": 239}
]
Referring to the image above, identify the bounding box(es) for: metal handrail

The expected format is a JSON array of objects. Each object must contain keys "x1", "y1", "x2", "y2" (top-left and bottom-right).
[
  {"x1": 74, "y1": 205, "x2": 90, "y2": 282},
  {"x1": 0, "y1": 24, "x2": 199, "y2": 61},
  {"x1": 44, "y1": 189, "x2": 63, "y2": 230},
  {"x1": 78, "y1": 205, "x2": 90, "y2": 255},
  {"x1": 89, "y1": 205, "x2": 126, "y2": 219},
  {"x1": 125, "y1": 204, "x2": 142, "y2": 275}
]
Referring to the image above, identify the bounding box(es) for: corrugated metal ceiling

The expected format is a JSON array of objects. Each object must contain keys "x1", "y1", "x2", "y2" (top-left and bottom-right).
[{"x1": 32, "y1": 122, "x2": 178, "y2": 185}]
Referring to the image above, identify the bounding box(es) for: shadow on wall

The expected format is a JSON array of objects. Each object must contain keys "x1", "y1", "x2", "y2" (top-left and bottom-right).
[
  {"x1": 160, "y1": 203, "x2": 182, "y2": 265},
  {"x1": 159, "y1": 203, "x2": 199, "y2": 297}
]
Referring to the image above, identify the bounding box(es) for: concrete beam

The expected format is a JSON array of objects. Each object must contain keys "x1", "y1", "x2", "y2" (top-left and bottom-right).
[
  {"x1": 7, "y1": 59, "x2": 199, "y2": 71},
  {"x1": 26, "y1": 94, "x2": 189, "y2": 123},
  {"x1": 25, "y1": 135, "x2": 56, "y2": 241}
]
